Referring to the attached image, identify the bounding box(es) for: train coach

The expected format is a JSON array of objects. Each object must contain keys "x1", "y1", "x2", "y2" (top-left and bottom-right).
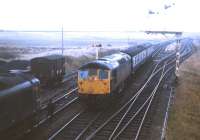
[
  {"x1": 121, "y1": 44, "x2": 155, "y2": 73},
  {"x1": 78, "y1": 44, "x2": 156, "y2": 105},
  {"x1": 0, "y1": 73, "x2": 40, "y2": 135},
  {"x1": 31, "y1": 55, "x2": 65, "y2": 86}
]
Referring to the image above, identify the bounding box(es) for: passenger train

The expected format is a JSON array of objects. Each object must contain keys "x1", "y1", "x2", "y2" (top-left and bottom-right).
[
  {"x1": 0, "y1": 45, "x2": 157, "y2": 135},
  {"x1": 78, "y1": 44, "x2": 156, "y2": 104}
]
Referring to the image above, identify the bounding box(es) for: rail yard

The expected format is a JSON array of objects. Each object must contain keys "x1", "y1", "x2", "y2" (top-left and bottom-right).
[{"x1": 0, "y1": 37, "x2": 195, "y2": 140}]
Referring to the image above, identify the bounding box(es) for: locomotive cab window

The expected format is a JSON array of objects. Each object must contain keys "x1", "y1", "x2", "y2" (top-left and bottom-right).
[
  {"x1": 88, "y1": 69, "x2": 98, "y2": 76},
  {"x1": 79, "y1": 69, "x2": 109, "y2": 80},
  {"x1": 78, "y1": 69, "x2": 98, "y2": 80},
  {"x1": 79, "y1": 70, "x2": 89, "y2": 80},
  {"x1": 99, "y1": 69, "x2": 109, "y2": 80}
]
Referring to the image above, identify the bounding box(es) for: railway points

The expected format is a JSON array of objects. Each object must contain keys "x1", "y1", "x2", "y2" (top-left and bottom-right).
[{"x1": 0, "y1": 39, "x2": 194, "y2": 140}]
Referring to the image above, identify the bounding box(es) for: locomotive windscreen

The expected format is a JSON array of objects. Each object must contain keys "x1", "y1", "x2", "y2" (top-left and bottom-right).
[{"x1": 78, "y1": 69, "x2": 109, "y2": 80}]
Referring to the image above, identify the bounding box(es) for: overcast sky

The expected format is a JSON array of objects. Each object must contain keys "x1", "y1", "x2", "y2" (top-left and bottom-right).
[{"x1": 0, "y1": 0, "x2": 199, "y2": 32}]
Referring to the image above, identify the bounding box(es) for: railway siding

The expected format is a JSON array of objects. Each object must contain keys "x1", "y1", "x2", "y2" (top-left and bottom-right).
[
  {"x1": 47, "y1": 44, "x2": 179, "y2": 140},
  {"x1": 18, "y1": 40, "x2": 190, "y2": 140}
]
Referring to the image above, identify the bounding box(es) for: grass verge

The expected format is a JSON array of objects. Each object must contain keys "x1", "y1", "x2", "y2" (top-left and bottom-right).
[{"x1": 166, "y1": 41, "x2": 200, "y2": 140}]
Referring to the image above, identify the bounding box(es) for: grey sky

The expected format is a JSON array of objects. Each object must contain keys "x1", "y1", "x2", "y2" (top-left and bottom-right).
[{"x1": 0, "y1": 0, "x2": 199, "y2": 32}]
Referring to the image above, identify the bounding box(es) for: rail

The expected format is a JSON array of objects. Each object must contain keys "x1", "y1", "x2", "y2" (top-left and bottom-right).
[{"x1": 46, "y1": 43, "x2": 192, "y2": 140}]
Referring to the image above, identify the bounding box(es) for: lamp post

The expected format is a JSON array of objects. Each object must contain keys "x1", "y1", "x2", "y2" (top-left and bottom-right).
[{"x1": 92, "y1": 43, "x2": 102, "y2": 59}]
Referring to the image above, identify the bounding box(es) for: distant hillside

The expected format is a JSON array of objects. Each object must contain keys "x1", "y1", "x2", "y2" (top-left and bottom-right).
[{"x1": 0, "y1": 31, "x2": 159, "y2": 48}]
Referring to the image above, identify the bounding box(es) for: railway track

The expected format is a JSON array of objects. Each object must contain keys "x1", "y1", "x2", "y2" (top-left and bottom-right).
[
  {"x1": 90, "y1": 45, "x2": 192, "y2": 140},
  {"x1": 85, "y1": 62, "x2": 175, "y2": 140},
  {"x1": 109, "y1": 65, "x2": 173, "y2": 140},
  {"x1": 18, "y1": 86, "x2": 81, "y2": 140},
  {"x1": 47, "y1": 46, "x2": 181, "y2": 140},
  {"x1": 19, "y1": 86, "x2": 79, "y2": 140},
  {"x1": 0, "y1": 72, "x2": 79, "y2": 140},
  {"x1": 38, "y1": 70, "x2": 78, "y2": 114},
  {"x1": 20, "y1": 69, "x2": 82, "y2": 139},
  {"x1": 23, "y1": 42, "x2": 193, "y2": 140},
  {"x1": 37, "y1": 87, "x2": 79, "y2": 126},
  {"x1": 48, "y1": 110, "x2": 102, "y2": 140},
  {"x1": 36, "y1": 71, "x2": 79, "y2": 125}
]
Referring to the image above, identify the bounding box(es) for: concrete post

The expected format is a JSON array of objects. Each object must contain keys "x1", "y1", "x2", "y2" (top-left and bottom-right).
[{"x1": 175, "y1": 39, "x2": 180, "y2": 78}]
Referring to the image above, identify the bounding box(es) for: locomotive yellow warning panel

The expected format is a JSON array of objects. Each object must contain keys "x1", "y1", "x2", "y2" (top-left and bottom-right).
[{"x1": 78, "y1": 69, "x2": 110, "y2": 94}]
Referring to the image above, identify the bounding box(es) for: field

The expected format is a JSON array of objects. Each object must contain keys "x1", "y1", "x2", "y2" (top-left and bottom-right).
[
  {"x1": 0, "y1": 38, "x2": 130, "y2": 73},
  {"x1": 0, "y1": 31, "x2": 166, "y2": 74},
  {"x1": 0, "y1": 31, "x2": 137, "y2": 73},
  {"x1": 1, "y1": 32, "x2": 160, "y2": 73},
  {"x1": 0, "y1": 47, "x2": 119, "y2": 73},
  {"x1": 166, "y1": 40, "x2": 200, "y2": 140}
]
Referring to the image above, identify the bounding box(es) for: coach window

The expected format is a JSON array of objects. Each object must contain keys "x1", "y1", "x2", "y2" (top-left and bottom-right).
[
  {"x1": 139, "y1": 53, "x2": 141, "y2": 61},
  {"x1": 99, "y1": 69, "x2": 108, "y2": 80},
  {"x1": 134, "y1": 57, "x2": 136, "y2": 64},
  {"x1": 136, "y1": 55, "x2": 139, "y2": 62},
  {"x1": 134, "y1": 56, "x2": 137, "y2": 64},
  {"x1": 138, "y1": 54, "x2": 140, "y2": 61},
  {"x1": 139, "y1": 54, "x2": 141, "y2": 61},
  {"x1": 132, "y1": 57, "x2": 135, "y2": 65},
  {"x1": 141, "y1": 52, "x2": 143, "y2": 59}
]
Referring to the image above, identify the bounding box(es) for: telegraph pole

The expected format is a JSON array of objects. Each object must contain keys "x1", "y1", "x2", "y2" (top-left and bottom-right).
[
  {"x1": 96, "y1": 46, "x2": 99, "y2": 59},
  {"x1": 61, "y1": 26, "x2": 64, "y2": 55},
  {"x1": 92, "y1": 43, "x2": 102, "y2": 59}
]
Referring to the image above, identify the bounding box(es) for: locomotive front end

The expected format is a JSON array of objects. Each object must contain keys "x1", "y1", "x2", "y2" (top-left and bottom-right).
[{"x1": 78, "y1": 68, "x2": 110, "y2": 95}]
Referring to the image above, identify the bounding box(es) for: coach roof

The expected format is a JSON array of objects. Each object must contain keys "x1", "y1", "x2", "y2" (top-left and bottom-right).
[{"x1": 121, "y1": 45, "x2": 147, "y2": 57}]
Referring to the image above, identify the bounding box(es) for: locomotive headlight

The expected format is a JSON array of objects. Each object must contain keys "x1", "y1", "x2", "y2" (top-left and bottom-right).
[
  {"x1": 79, "y1": 81, "x2": 83, "y2": 85},
  {"x1": 80, "y1": 88, "x2": 83, "y2": 92}
]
